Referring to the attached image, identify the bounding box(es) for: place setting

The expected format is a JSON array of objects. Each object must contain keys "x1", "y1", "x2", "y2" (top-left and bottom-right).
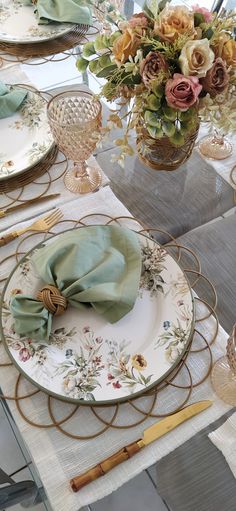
[
  {"x1": 0, "y1": 81, "x2": 108, "y2": 233},
  {"x1": 0, "y1": 198, "x2": 231, "y2": 508},
  {"x1": 0, "y1": 0, "x2": 94, "y2": 63}
]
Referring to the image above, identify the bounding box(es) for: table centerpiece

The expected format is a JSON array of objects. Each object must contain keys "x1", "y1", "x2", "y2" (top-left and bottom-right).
[{"x1": 77, "y1": 0, "x2": 236, "y2": 170}]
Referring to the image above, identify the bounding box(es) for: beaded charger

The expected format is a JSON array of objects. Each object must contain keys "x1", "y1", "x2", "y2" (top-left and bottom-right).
[{"x1": 0, "y1": 213, "x2": 218, "y2": 440}]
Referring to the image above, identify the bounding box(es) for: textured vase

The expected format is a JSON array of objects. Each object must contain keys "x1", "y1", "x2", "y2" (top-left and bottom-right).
[{"x1": 136, "y1": 125, "x2": 199, "y2": 171}]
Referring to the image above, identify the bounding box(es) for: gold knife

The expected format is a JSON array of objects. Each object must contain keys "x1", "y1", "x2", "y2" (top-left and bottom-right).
[
  {"x1": 70, "y1": 400, "x2": 212, "y2": 492},
  {"x1": 0, "y1": 194, "x2": 60, "y2": 218}
]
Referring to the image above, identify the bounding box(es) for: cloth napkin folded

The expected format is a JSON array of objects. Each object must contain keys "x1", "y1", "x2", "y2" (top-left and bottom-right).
[
  {"x1": 10, "y1": 225, "x2": 142, "y2": 342},
  {"x1": 209, "y1": 411, "x2": 236, "y2": 478},
  {"x1": 22, "y1": 0, "x2": 92, "y2": 26},
  {"x1": 0, "y1": 82, "x2": 27, "y2": 120}
]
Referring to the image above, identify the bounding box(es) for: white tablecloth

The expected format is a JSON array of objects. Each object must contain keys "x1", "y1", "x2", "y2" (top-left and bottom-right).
[{"x1": 0, "y1": 186, "x2": 231, "y2": 511}]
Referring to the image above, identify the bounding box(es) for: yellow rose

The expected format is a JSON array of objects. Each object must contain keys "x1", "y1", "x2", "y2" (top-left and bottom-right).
[
  {"x1": 179, "y1": 39, "x2": 215, "y2": 78},
  {"x1": 113, "y1": 28, "x2": 140, "y2": 64},
  {"x1": 154, "y1": 5, "x2": 195, "y2": 42},
  {"x1": 131, "y1": 354, "x2": 147, "y2": 371},
  {"x1": 213, "y1": 34, "x2": 236, "y2": 67},
  {"x1": 222, "y1": 39, "x2": 236, "y2": 68}
]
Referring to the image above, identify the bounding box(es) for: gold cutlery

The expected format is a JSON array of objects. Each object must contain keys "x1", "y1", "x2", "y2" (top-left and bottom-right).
[
  {"x1": 70, "y1": 400, "x2": 212, "y2": 492},
  {"x1": 0, "y1": 193, "x2": 61, "y2": 218},
  {"x1": 0, "y1": 209, "x2": 63, "y2": 247}
]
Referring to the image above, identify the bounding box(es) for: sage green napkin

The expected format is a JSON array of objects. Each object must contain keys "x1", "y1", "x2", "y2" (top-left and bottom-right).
[
  {"x1": 22, "y1": 0, "x2": 92, "y2": 26},
  {"x1": 10, "y1": 226, "x2": 142, "y2": 342},
  {"x1": 0, "y1": 82, "x2": 27, "y2": 120}
]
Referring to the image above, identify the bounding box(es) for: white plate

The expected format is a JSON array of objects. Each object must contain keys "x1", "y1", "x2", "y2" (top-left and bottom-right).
[
  {"x1": 0, "y1": 1, "x2": 76, "y2": 44},
  {"x1": 0, "y1": 228, "x2": 194, "y2": 405},
  {"x1": 0, "y1": 86, "x2": 54, "y2": 180}
]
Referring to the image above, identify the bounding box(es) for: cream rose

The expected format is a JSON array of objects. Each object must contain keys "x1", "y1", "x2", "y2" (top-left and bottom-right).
[
  {"x1": 179, "y1": 39, "x2": 215, "y2": 78},
  {"x1": 154, "y1": 5, "x2": 195, "y2": 43}
]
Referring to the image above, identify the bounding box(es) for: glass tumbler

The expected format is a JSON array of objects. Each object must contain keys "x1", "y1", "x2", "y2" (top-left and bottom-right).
[{"x1": 47, "y1": 90, "x2": 102, "y2": 194}]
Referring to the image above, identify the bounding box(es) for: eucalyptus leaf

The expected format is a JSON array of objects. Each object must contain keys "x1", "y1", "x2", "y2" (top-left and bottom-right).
[
  {"x1": 88, "y1": 59, "x2": 101, "y2": 74},
  {"x1": 179, "y1": 108, "x2": 195, "y2": 122},
  {"x1": 98, "y1": 54, "x2": 112, "y2": 68},
  {"x1": 145, "y1": 110, "x2": 161, "y2": 127},
  {"x1": 147, "y1": 125, "x2": 163, "y2": 139},
  {"x1": 151, "y1": 82, "x2": 164, "y2": 98},
  {"x1": 170, "y1": 131, "x2": 185, "y2": 146},
  {"x1": 82, "y1": 41, "x2": 95, "y2": 58},
  {"x1": 94, "y1": 35, "x2": 107, "y2": 52},
  {"x1": 162, "y1": 105, "x2": 177, "y2": 121},
  {"x1": 96, "y1": 65, "x2": 117, "y2": 77},
  {"x1": 147, "y1": 94, "x2": 161, "y2": 111},
  {"x1": 76, "y1": 57, "x2": 89, "y2": 73},
  {"x1": 162, "y1": 121, "x2": 175, "y2": 137}
]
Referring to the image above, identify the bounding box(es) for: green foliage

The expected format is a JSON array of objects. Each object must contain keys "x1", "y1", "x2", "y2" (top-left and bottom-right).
[
  {"x1": 179, "y1": 108, "x2": 195, "y2": 122},
  {"x1": 76, "y1": 57, "x2": 89, "y2": 73},
  {"x1": 147, "y1": 125, "x2": 163, "y2": 139},
  {"x1": 96, "y1": 65, "x2": 117, "y2": 78},
  {"x1": 144, "y1": 110, "x2": 161, "y2": 127},
  {"x1": 151, "y1": 82, "x2": 165, "y2": 98},
  {"x1": 204, "y1": 27, "x2": 214, "y2": 40},
  {"x1": 162, "y1": 104, "x2": 177, "y2": 121},
  {"x1": 194, "y1": 13, "x2": 205, "y2": 26},
  {"x1": 88, "y1": 59, "x2": 101, "y2": 74},
  {"x1": 162, "y1": 120, "x2": 175, "y2": 137},
  {"x1": 146, "y1": 94, "x2": 161, "y2": 111},
  {"x1": 82, "y1": 42, "x2": 95, "y2": 58},
  {"x1": 170, "y1": 130, "x2": 185, "y2": 146},
  {"x1": 98, "y1": 54, "x2": 112, "y2": 68}
]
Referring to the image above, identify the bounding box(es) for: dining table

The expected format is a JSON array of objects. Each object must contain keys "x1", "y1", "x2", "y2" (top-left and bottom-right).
[{"x1": 0, "y1": 2, "x2": 236, "y2": 511}]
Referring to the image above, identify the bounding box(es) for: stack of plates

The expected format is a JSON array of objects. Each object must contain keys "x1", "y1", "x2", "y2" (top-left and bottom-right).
[
  {"x1": 0, "y1": 1, "x2": 77, "y2": 45},
  {"x1": 0, "y1": 86, "x2": 54, "y2": 185}
]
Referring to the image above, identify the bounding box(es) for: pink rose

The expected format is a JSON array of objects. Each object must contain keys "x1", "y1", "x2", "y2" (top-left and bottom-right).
[
  {"x1": 128, "y1": 12, "x2": 149, "y2": 30},
  {"x1": 19, "y1": 348, "x2": 31, "y2": 362},
  {"x1": 192, "y1": 4, "x2": 213, "y2": 23},
  {"x1": 200, "y1": 57, "x2": 229, "y2": 97},
  {"x1": 165, "y1": 73, "x2": 202, "y2": 111}
]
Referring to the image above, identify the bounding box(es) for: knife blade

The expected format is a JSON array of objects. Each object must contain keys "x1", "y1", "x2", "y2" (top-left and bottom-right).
[
  {"x1": 0, "y1": 193, "x2": 60, "y2": 218},
  {"x1": 70, "y1": 400, "x2": 212, "y2": 492}
]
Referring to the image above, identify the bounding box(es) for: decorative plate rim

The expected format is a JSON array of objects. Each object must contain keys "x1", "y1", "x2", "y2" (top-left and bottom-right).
[
  {"x1": 0, "y1": 86, "x2": 54, "y2": 182},
  {"x1": 0, "y1": 226, "x2": 195, "y2": 406},
  {"x1": 0, "y1": 2, "x2": 77, "y2": 44}
]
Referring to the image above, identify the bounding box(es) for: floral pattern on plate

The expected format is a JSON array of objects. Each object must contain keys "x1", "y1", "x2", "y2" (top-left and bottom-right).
[
  {"x1": 0, "y1": 87, "x2": 53, "y2": 180},
  {"x1": 0, "y1": 1, "x2": 76, "y2": 43},
  {"x1": 0, "y1": 230, "x2": 194, "y2": 404}
]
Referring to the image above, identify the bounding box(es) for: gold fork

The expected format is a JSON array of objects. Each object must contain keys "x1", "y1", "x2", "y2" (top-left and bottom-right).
[{"x1": 0, "y1": 209, "x2": 63, "y2": 247}]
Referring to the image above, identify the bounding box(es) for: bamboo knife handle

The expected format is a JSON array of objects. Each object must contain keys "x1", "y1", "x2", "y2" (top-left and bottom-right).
[
  {"x1": 70, "y1": 439, "x2": 145, "y2": 492},
  {"x1": 0, "y1": 232, "x2": 18, "y2": 247}
]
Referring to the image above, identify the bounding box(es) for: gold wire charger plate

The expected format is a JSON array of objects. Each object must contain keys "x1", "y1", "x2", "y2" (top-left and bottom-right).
[
  {"x1": 0, "y1": 24, "x2": 93, "y2": 64},
  {"x1": 0, "y1": 214, "x2": 218, "y2": 440},
  {"x1": 0, "y1": 227, "x2": 195, "y2": 405},
  {"x1": 0, "y1": 144, "x2": 58, "y2": 193}
]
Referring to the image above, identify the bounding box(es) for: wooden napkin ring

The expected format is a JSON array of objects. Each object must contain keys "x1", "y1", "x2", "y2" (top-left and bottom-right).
[{"x1": 36, "y1": 285, "x2": 67, "y2": 316}]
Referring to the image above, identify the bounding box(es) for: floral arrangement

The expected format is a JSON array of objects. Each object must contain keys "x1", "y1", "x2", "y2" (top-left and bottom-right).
[{"x1": 77, "y1": 1, "x2": 236, "y2": 164}]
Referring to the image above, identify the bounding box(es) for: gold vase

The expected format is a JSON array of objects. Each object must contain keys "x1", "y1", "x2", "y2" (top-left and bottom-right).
[{"x1": 136, "y1": 125, "x2": 199, "y2": 171}]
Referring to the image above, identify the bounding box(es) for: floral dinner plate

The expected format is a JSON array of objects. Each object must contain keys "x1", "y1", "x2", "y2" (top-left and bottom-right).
[
  {"x1": 0, "y1": 86, "x2": 54, "y2": 181},
  {"x1": 0, "y1": 228, "x2": 194, "y2": 405},
  {"x1": 0, "y1": 1, "x2": 76, "y2": 44}
]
